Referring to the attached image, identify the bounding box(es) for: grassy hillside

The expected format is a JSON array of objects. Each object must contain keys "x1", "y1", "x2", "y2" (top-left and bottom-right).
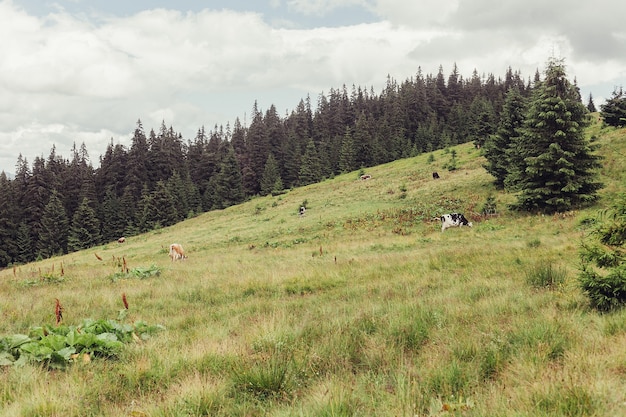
[{"x1": 1, "y1": 118, "x2": 625, "y2": 416}]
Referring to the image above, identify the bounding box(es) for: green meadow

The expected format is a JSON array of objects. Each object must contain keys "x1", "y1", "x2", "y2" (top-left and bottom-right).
[{"x1": 1, "y1": 118, "x2": 625, "y2": 416}]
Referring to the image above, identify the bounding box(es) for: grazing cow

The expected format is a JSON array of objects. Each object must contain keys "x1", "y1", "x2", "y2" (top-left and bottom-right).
[
  {"x1": 440, "y1": 213, "x2": 473, "y2": 232},
  {"x1": 169, "y1": 243, "x2": 187, "y2": 261},
  {"x1": 117, "y1": 237, "x2": 126, "y2": 244},
  {"x1": 360, "y1": 174, "x2": 372, "y2": 180},
  {"x1": 299, "y1": 206, "x2": 306, "y2": 217},
  {"x1": 432, "y1": 172, "x2": 440, "y2": 179}
]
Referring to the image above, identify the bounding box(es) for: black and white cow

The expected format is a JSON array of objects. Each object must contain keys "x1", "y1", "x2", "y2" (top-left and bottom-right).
[
  {"x1": 440, "y1": 213, "x2": 473, "y2": 232},
  {"x1": 299, "y1": 206, "x2": 306, "y2": 217}
]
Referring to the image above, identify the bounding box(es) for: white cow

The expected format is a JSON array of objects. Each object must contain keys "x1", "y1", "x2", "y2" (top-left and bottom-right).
[
  {"x1": 440, "y1": 213, "x2": 473, "y2": 232},
  {"x1": 169, "y1": 243, "x2": 187, "y2": 261}
]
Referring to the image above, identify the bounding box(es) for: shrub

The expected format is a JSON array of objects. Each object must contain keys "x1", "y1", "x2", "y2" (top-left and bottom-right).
[
  {"x1": 579, "y1": 266, "x2": 626, "y2": 312},
  {"x1": 579, "y1": 194, "x2": 626, "y2": 311}
]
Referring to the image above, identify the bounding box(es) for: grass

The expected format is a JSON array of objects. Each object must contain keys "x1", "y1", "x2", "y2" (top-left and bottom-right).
[{"x1": 1, "y1": 120, "x2": 626, "y2": 415}]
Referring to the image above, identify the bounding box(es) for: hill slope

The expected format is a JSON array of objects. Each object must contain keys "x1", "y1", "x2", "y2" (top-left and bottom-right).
[{"x1": 1, "y1": 120, "x2": 625, "y2": 416}]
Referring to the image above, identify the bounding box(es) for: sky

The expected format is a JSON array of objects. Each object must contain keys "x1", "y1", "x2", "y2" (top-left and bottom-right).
[{"x1": 1, "y1": 0, "x2": 625, "y2": 174}]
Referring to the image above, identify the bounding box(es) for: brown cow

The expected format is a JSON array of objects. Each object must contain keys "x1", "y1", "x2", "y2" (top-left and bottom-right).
[{"x1": 169, "y1": 243, "x2": 187, "y2": 261}]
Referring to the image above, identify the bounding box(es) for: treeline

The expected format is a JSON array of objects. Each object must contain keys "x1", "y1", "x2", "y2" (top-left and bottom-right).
[{"x1": 0, "y1": 64, "x2": 535, "y2": 266}]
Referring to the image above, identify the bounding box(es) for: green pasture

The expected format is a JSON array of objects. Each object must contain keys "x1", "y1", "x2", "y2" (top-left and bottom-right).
[{"x1": 1, "y1": 120, "x2": 625, "y2": 416}]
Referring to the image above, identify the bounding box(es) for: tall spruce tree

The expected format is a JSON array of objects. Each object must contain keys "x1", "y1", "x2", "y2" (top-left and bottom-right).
[
  {"x1": 38, "y1": 191, "x2": 69, "y2": 258},
  {"x1": 586, "y1": 93, "x2": 597, "y2": 113},
  {"x1": 260, "y1": 153, "x2": 281, "y2": 196},
  {"x1": 214, "y1": 146, "x2": 244, "y2": 209},
  {"x1": 141, "y1": 180, "x2": 178, "y2": 230},
  {"x1": 468, "y1": 96, "x2": 496, "y2": 148},
  {"x1": 299, "y1": 140, "x2": 322, "y2": 186},
  {"x1": 68, "y1": 197, "x2": 101, "y2": 252},
  {"x1": 0, "y1": 172, "x2": 17, "y2": 266},
  {"x1": 339, "y1": 127, "x2": 356, "y2": 173},
  {"x1": 101, "y1": 186, "x2": 127, "y2": 242},
  {"x1": 483, "y1": 87, "x2": 527, "y2": 189},
  {"x1": 600, "y1": 87, "x2": 626, "y2": 127},
  {"x1": 508, "y1": 58, "x2": 603, "y2": 213}
]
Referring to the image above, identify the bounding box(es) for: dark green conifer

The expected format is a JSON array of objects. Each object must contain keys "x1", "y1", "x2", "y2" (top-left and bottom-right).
[
  {"x1": 509, "y1": 58, "x2": 603, "y2": 213},
  {"x1": 600, "y1": 87, "x2": 626, "y2": 127},
  {"x1": 38, "y1": 192, "x2": 69, "y2": 258},
  {"x1": 483, "y1": 87, "x2": 527, "y2": 189},
  {"x1": 260, "y1": 153, "x2": 282, "y2": 196},
  {"x1": 68, "y1": 197, "x2": 102, "y2": 252}
]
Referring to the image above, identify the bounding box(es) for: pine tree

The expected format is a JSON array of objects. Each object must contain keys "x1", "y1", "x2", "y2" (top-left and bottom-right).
[
  {"x1": 299, "y1": 140, "x2": 322, "y2": 186},
  {"x1": 125, "y1": 120, "x2": 150, "y2": 200},
  {"x1": 260, "y1": 153, "x2": 282, "y2": 196},
  {"x1": 15, "y1": 222, "x2": 33, "y2": 264},
  {"x1": 339, "y1": 127, "x2": 356, "y2": 173},
  {"x1": 68, "y1": 197, "x2": 101, "y2": 252},
  {"x1": 141, "y1": 180, "x2": 178, "y2": 230},
  {"x1": 38, "y1": 191, "x2": 69, "y2": 258},
  {"x1": 246, "y1": 102, "x2": 270, "y2": 194},
  {"x1": 0, "y1": 172, "x2": 17, "y2": 266},
  {"x1": 468, "y1": 96, "x2": 496, "y2": 148},
  {"x1": 579, "y1": 194, "x2": 626, "y2": 311},
  {"x1": 101, "y1": 187, "x2": 127, "y2": 242},
  {"x1": 586, "y1": 93, "x2": 597, "y2": 113},
  {"x1": 24, "y1": 156, "x2": 52, "y2": 253},
  {"x1": 483, "y1": 87, "x2": 526, "y2": 189},
  {"x1": 166, "y1": 171, "x2": 189, "y2": 222},
  {"x1": 509, "y1": 58, "x2": 603, "y2": 213},
  {"x1": 600, "y1": 87, "x2": 626, "y2": 127},
  {"x1": 214, "y1": 146, "x2": 245, "y2": 209}
]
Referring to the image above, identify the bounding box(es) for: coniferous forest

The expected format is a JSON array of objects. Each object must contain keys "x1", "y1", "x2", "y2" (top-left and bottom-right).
[{"x1": 1, "y1": 61, "x2": 620, "y2": 267}]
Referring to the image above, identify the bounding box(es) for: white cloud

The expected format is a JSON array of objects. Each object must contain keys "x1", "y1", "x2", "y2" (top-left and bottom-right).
[
  {"x1": 286, "y1": 0, "x2": 368, "y2": 16},
  {"x1": 0, "y1": 0, "x2": 624, "y2": 173},
  {"x1": 370, "y1": 0, "x2": 460, "y2": 27}
]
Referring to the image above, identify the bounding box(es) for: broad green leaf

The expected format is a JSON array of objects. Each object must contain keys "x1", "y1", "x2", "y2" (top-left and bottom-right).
[
  {"x1": 6, "y1": 334, "x2": 31, "y2": 349},
  {"x1": 0, "y1": 351, "x2": 15, "y2": 365}
]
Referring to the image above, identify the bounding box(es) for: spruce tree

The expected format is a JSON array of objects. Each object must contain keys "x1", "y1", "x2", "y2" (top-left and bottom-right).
[
  {"x1": 38, "y1": 192, "x2": 69, "y2": 258},
  {"x1": 509, "y1": 58, "x2": 603, "y2": 213},
  {"x1": 0, "y1": 172, "x2": 17, "y2": 266},
  {"x1": 15, "y1": 222, "x2": 33, "y2": 264},
  {"x1": 579, "y1": 194, "x2": 626, "y2": 311},
  {"x1": 260, "y1": 153, "x2": 281, "y2": 196},
  {"x1": 339, "y1": 128, "x2": 356, "y2": 173},
  {"x1": 101, "y1": 187, "x2": 127, "y2": 242},
  {"x1": 141, "y1": 180, "x2": 178, "y2": 230},
  {"x1": 600, "y1": 87, "x2": 626, "y2": 127},
  {"x1": 586, "y1": 93, "x2": 597, "y2": 113},
  {"x1": 214, "y1": 146, "x2": 245, "y2": 208},
  {"x1": 166, "y1": 171, "x2": 189, "y2": 222},
  {"x1": 468, "y1": 96, "x2": 496, "y2": 148},
  {"x1": 68, "y1": 197, "x2": 102, "y2": 252},
  {"x1": 483, "y1": 87, "x2": 526, "y2": 189},
  {"x1": 299, "y1": 140, "x2": 322, "y2": 186}
]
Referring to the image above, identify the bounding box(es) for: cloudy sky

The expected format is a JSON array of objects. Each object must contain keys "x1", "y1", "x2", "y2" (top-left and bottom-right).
[{"x1": 1, "y1": 0, "x2": 624, "y2": 174}]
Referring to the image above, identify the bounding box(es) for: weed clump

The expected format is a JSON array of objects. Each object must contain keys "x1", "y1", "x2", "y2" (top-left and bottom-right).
[{"x1": 525, "y1": 261, "x2": 566, "y2": 289}]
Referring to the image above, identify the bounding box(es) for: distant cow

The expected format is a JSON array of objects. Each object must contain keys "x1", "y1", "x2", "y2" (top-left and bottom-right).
[
  {"x1": 117, "y1": 237, "x2": 126, "y2": 244},
  {"x1": 299, "y1": 206, "x2": 306, "y2": 217},
  {"x1": 169, "y1": 243, "x2": 187, "y2": 261},
  {"x1": 440, "y1": 213, "x2": 473, "y2": 232},
  {"x1": 360, "y1": 174, "x2": 372, "y2": 180},
  {"x1": 432, "y1": 172, "x2": 440, "y2": 179}
]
